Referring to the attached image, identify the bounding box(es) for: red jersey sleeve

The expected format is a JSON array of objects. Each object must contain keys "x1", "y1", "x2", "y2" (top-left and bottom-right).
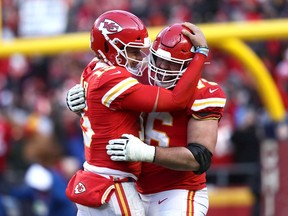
[
  {"x1": 121, "y1": 53, "x2": 207, "y2": 112},
  {"x1": 188, "y1": 79, "x2": 227, "y2": 120}
]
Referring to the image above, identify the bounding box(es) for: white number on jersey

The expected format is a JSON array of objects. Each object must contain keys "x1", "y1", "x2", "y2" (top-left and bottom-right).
[{"x1": 145, "y1": 112, "x2": 173, "y2": 147}]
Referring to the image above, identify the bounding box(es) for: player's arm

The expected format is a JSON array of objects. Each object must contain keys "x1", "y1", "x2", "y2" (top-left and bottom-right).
[
  {"x1": 157, "y1": 81, "x2": 227, "y2": 173},
  {"x1": 153, "y1": 118, "x2": 218, "y2": 172},
  {"x1": 121, "y1": 52, "x2": 206, "y2": 112},
  {"x1": 106, "y1": 118, "x2": 218, "y2": 173}
]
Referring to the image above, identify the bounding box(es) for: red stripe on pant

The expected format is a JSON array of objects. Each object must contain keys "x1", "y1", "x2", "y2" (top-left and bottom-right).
[
  {"x1": 187, "y1": 190, "x2": 195, "y2": 216},
  {"x1": 114, "y1": 183, "x2": 132, "y2": 216}
]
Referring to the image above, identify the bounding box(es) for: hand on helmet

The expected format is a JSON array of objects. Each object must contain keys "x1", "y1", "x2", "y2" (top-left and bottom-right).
[
  {"x1": 181, "y1": 23, "x2": 209, "y2": 57},
  {"x1": 106, "y1": 134, "x2": 156, "y2": 162},
  {"x1": 66, "y1": 84, "x2": 86, "y2": 113},
  {"x1": 181, "y1": 22, "x2": 208, "y2": 48}
]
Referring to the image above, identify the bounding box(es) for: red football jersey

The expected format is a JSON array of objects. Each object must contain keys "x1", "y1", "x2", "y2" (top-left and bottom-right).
[
  {"x1": 80, "y1": 59, "x2": 143, "y2": 176},
  {"x1": 136, "y1": 78, "x2": 227, "y2": 194}
]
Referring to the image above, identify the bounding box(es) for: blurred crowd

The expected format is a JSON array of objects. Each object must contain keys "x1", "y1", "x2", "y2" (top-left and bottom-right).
[{"x1": 1, "y1": 0, "x2": 288, "y2": 215}]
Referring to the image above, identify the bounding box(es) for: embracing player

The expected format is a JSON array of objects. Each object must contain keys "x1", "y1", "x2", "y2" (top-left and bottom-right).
[{"x1": 107, "y1": 23, "x2": 226, "y2": 216}]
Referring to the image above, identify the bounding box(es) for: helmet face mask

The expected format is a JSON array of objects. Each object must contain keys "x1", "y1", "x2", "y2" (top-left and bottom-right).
[
  {"x1": 90, "y1": 10, "x2": 151, "y2": 76},
  {"x1": 115, "y1": 41, "x2": 149, "y2": 76},
  {"x1": 148, "y1": 23, "x2": 195, "y2": 89},
  {"x1": 148, "y1": 47, "x2": 191, "y2": 89}
]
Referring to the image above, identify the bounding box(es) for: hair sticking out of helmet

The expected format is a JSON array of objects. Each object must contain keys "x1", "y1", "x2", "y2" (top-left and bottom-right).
[
  {"x1": 148, "y1": 23, "x2": 195, "y2": 89},
  {"x1": 90, "y1": 10, "x2": 151, "y2": 76}
]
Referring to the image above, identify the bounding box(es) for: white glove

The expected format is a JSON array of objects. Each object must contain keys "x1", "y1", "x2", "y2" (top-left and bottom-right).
[
  {"x1": 107, "y1": 134, "x2": 156, "y2": 162},
  {"x1": 66, "y1": 84, "x2": 86, "y2": 112}
]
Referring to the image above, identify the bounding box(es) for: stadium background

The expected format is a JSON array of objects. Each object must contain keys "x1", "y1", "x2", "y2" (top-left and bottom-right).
[{"x1": 0, "y1": 0, "x2": 288, "y2": 215}]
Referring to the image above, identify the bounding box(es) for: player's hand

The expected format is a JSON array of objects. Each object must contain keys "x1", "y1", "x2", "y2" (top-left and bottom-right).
[
  {"x1": 66, "y1": 84, "x2": 86, "y2": 113},
  {"x1": 182, "y1": 22, "x2": 208, "y2": 47},
  {"x1": 106, "y1": 134, "x2": 156, "y2": 162}
]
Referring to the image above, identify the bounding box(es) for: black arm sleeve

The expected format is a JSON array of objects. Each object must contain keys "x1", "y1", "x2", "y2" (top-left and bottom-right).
[{"x1": 186, "y1": 143, "x2": 213, "y2": 175}]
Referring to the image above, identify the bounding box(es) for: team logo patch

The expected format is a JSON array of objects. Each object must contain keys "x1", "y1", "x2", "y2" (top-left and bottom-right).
[
  {"x1": 74, "y1": 182, "x2": 86, "y2": 194},
  {"x1": 99, "y1": 19, "x2": 123, "y2": 35}
]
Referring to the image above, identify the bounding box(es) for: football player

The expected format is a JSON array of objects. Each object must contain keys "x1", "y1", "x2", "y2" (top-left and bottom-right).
[
  {"x1": 65, "y1": 10, "x2": 209, "y2": 216},
  {"x1": 107, "y1": 23, "x2": 226, "y2": 216}
]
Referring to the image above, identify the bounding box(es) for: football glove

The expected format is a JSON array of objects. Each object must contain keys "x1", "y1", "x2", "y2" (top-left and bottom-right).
[
  {"x1": 66, "y1": 84, "x2": 86, "y2": 113},
  {"x1": 106, "y1": 134, "x2": 155, "y2": 162}
]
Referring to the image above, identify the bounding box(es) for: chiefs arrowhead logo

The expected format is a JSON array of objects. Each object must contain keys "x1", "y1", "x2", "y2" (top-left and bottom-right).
[
  {"x1": 74, "y1": 182, "x2": 86, "y2": 194},
  {"x1": 99, "y1": 19, "x2": 123, "y2": 35}
]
